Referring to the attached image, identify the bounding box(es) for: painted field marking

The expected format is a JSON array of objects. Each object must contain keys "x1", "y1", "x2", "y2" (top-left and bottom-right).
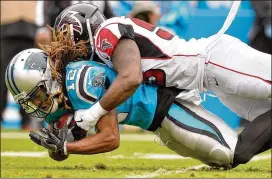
[
  {"x1": 1, "y1": 151, "x2": 188, "y2": 160},
  {"x1": 1, "y1": 151, "x2": 47, "y2": 157},
  {"x1": 133, "y1": 152, "x2": 187, "y2": 159},
  {"x1": 1, "y1": 151, "x2": 270, "y2": 161},
  {"x1": 108, "y1": 153, "x2": 187, "y2": 160},
  {"x1": 1, "y1": 132, "x2": 155, "y2": 141}
]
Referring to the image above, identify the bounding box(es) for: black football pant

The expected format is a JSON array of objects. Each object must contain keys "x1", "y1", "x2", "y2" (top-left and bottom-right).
[{"x1": 232, "y1": 109, "x2": 271, "y2": 168}]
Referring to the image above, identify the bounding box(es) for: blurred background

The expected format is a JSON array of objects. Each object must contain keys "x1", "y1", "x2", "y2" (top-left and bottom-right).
[{"x1": 1, "y1": 1, "x2": 271, "y2": 131}]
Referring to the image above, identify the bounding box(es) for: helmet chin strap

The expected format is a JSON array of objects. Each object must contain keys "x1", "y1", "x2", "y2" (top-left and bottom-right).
[
  {"x1": 50, "y1": 98, "x2": 59, "y2": 114},
  {"x1": 86, "y1": 18, "x2": 95, "y2": 60}
]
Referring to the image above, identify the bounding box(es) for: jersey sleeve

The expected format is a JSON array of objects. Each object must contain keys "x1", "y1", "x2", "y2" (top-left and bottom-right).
[
  {"x1": 94, "y1": 17, "x2": 135, "y2": 64},
  {"x1": 66, "y1": 64, "x2": 107, "y2": 111}
]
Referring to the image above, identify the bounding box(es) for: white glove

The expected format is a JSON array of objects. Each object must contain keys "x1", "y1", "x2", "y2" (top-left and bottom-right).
[{"x1": 74, "y1": 102, "x2": 108, "y2": 131}]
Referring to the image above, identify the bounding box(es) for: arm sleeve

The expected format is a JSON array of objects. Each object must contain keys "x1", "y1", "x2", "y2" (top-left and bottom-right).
[{"x1": 95, "y1": 21, "x2": 135, "y2": 62}]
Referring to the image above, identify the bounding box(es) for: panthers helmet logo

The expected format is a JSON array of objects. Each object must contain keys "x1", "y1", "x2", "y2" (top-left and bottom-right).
[
  {"x1": 24, "y1": 52, "x2": 47, "y2": 72},
  {"x1": 57, "y1": 11, "x2": 83, "y2": 35}
]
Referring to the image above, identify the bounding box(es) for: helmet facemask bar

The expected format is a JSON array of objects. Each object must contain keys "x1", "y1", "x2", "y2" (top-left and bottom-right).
[
  {"x1": 17, "y1": 80, "x2": 57, "y2": 119},
  {"x1": 86, "y1": 18, "x2": 95, "y2": 60},
  {"x1": 69, "y1": 24, "x2": 76, "y2": 46}
]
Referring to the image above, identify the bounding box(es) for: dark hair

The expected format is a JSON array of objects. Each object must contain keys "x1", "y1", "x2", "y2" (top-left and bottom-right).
[
  {"x1": 39, "y1": 25, "x2": 89, "y2": 110},
  {"x1": 133, "y1": 11, "x2": 152, "y2": 23}
]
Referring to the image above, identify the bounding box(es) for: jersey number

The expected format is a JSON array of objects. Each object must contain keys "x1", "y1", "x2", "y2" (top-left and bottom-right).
[
  {"x1": 131, "y1": 18, "x2": 174, "y2": 40},
  {"x1": 143, "y1": 69, "x2": 166, "y2": 86}
]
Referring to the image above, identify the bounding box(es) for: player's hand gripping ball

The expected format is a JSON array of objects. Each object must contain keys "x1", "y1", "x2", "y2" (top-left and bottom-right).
[
  {"x1": 53, "y1": 113, "x2": 96, "y2": 142},
  {"x1": 50, "y1": 114, "x2": 97, "y2": 161},
  {"x1": 30, "y1": 114, "x2": 97, "y2": 162}
]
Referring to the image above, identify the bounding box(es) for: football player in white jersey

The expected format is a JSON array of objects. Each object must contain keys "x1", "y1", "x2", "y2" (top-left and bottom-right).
[{"x1": 53, "y1": 3, "x2": 271, "y2": 167}]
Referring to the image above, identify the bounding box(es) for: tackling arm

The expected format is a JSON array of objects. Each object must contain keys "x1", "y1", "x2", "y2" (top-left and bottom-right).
[
  {"x1": 74, "y1": 21, "x2": 142, "y2": 130},
  {"x1": 99, "y1": 39, "x2": 142, "y2": 111}
]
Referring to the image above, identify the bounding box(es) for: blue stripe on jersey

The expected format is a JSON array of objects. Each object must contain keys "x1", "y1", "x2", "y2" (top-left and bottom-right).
[{"x1": 168, "y1": 103, "x2": 230, "y2": 148}]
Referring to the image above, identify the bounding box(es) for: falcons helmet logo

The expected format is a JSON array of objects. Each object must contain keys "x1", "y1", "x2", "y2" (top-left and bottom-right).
[
  {"x1": 101, "y1": 39, "x2": 113, "y2": 51},
  {"x1": 57, "y1": 11, "x2": 83, "y2": 35}
]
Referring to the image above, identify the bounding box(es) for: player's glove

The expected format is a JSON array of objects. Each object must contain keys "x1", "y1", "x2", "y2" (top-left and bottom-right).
[
  {"x1": 29, "y1": 128, "x2": 68, "y2": 157},
  {"x1": 74, "y1": 102, "x2": 107, "y2": 131}
]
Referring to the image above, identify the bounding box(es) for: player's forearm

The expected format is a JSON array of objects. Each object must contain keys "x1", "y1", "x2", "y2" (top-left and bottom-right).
[
  {"x1": 99, "y1": 74, "x2": 141, "y2": 111},
  {"x1": 99, "y1": 38, "x2": 142, "y2": 111},
  {"x1": 66, "y1": 130, "x2": 119, "y2": 155}
]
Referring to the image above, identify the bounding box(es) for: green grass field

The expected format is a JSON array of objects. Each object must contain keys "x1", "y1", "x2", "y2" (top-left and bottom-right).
[{"x1": 1, "y1": 130, "x2": 271, "y2": 178}]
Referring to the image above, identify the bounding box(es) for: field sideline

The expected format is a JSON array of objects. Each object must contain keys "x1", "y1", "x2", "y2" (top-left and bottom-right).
[{"x1": 1, "y1": 131, "x2": 271, "y2": 178}]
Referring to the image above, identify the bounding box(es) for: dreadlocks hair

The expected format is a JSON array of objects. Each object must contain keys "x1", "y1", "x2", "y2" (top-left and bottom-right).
[{"x1": 39, "y1": 24, "x2": 89, "y2": 110}]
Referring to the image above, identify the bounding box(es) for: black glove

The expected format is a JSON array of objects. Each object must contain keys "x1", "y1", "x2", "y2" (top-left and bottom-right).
[{"x1": 29, "y1": 128, "x2": 67, "y2": 156}]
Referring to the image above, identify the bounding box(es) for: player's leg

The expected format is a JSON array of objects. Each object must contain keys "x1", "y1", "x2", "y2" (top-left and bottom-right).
[
  {"x1": 232, "y1": 109, "x2": 272, "y2": 168},
  {"x1": 156, "y1": 100, "x2": 238, "y2": 168},
  {"x1": 208, "y1": 90, "x2": 271, "y2": 122},
  {"x1": 204, "y1": 34, "x2": 271, "y2": 121},
  {"x1": 205, "y1": 34, "x2": 271, "y2": 100}
]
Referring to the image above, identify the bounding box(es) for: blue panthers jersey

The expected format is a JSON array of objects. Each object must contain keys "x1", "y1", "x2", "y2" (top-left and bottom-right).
[{"x1": 59, "y1": 60, "x2": 158, "y2": 129}]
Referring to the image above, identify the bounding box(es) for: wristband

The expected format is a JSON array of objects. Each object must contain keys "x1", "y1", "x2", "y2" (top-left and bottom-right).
[
  {"x1": 63, "y1": 141, "x2": 68, "y2": 156},
  {"x1": 89, "y1": 101, "x2": 108, "y2": 119}
]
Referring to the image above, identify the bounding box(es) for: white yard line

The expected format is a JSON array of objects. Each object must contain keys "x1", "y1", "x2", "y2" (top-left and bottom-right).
[
  {"x1": 1, "y1": 151, "x2": 47, "y2": 157},
  {"x1": 1, "y1": 132, "x2": 155, "y2": 141},
  {"x1": 133, "y1": 153, "x2": 187, "y2": 159},
  {"x1": 120, "y1": 134, "x2": 155, "y2": 141},
  {"x1": 251, "y1": 154, "x2": 272, "y2": 161},
  {"x1": 1, "y1": 152, "x2": 187, "y2": 160},
  {"x1": 125, "y1": 153, "x2": 271, "y2": 178},
  {"x1": 108, "y1": 153, "x2": 187, "y2": 160},
  {"x1": 1, "y1": 132, "x2": 29, "y2": 139}
]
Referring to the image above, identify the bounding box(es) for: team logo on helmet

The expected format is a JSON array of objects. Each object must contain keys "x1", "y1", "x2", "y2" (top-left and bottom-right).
[
  {"x1": 101, "y1": 39, "x2": 112, "y2": 51},
  {"x1": 24, "y1": 52, "x2": 47, "y2": 71},
  {"x1": 58, "y1": 11, "x2": 83, "y2": 35}
]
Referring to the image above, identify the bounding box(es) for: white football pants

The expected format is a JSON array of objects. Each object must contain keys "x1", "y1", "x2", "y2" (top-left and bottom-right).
[
  {"x1": 204, "y1": 34, "x2": 271, "y2": 121},
  {"x1": 156, "y1": 100, "x2": 238, "y2": 168}
]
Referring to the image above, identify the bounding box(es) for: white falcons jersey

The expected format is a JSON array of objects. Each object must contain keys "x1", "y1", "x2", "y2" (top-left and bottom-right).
[{"x1": 94, "y1": 17, "x2": 210, "y2": 90}]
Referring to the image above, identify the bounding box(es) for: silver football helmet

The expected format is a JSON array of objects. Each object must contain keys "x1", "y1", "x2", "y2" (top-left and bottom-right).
[{"x1": 5, "y1": 48, "x2": 60, "y2": 118}]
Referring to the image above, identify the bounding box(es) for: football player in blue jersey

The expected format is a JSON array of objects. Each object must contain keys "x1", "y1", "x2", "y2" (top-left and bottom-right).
[
  {"x1": 53, "y1": 3, "x2": 271, "y2": 168},
  {"x1": 6, "y1": 47, "x2": 240, "y2": 168}
]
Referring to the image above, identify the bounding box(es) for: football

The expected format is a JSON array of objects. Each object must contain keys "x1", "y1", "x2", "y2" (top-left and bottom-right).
[{"x1": 53, "y1": 114, "x2": 96, "y2": 142}]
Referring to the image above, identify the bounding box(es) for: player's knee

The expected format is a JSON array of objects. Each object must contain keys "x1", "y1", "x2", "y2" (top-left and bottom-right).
[{"x1": 206, "y1": 144, "x2": 234, "y2": 168}]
